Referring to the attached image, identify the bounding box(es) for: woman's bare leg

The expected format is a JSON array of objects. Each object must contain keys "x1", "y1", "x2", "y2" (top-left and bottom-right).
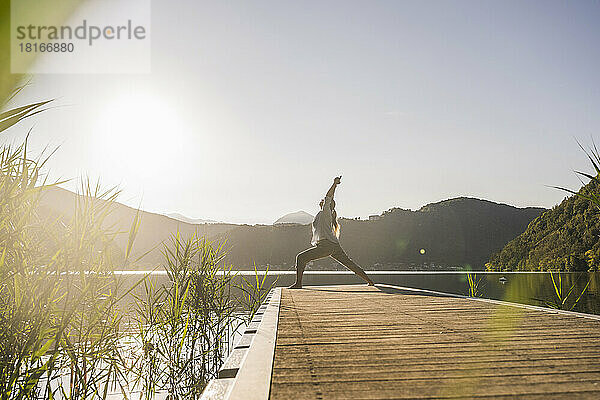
[
  {"x1": 290, "y1": 243, "x2": 334, "y2": 288},
  {"x1": 331, "y1": 247, "x2": 375, "y2": 285}
]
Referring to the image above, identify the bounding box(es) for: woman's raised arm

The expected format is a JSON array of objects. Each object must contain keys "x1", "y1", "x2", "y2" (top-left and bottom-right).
[{"x1": 325, "y1": 176, "x2": 342, "y2": 199}]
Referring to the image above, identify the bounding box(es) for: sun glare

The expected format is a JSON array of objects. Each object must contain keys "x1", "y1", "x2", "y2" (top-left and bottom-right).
[{"x1": 91, "y1": 92, "x2": 186, "y2": 182}]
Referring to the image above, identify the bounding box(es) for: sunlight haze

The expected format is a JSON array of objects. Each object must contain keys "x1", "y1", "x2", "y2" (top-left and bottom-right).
[{"x1": 6, "y1": 0, "x2": 600, "y2": 224}]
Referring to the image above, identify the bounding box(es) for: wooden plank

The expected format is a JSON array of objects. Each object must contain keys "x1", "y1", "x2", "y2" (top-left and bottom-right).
[{"x1": 270, "y1": 285, "x2": 600, "y2": 399}]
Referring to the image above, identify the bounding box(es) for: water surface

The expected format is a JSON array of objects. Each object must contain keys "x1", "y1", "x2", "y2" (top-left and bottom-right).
[{"x1": 116, "y1": 270, "x2": 600, "y2": 315}]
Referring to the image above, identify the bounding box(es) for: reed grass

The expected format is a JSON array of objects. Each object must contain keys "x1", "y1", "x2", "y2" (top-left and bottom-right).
[
  {"x1": 553, "y1": 140, "x2": 600, "y2": 210},
  {"x1": 238, "y1": 263, "x2": 275, "y2": 324},
  {"x1": 0, "y1": 84, "x2": 54, "y2": 134},
  {"x1": 536, "y1": 272, "x2": 591, "y2": 311},
  {"x1": 465, "y1": 272, "x2": 484, "y2": 298},
  {"x1": 0, "y1": 155, "x2": 270, "y2": 399},
  {"x1": 131, "y1": 233, "x2": 237, "y2": 399},
  {"x1": 0, "y1": 134, "x2": 139, "y2": 399},
  {"x1": 0, "y1": 95, "x2": 271, "y2": 399}
]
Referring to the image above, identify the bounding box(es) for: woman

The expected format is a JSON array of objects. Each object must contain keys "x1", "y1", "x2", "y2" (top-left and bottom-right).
[{"x1": 289, "y1": 176, "x2": 375, "y2": 289}]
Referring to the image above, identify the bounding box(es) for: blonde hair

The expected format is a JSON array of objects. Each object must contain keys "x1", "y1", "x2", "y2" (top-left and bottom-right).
[{"x1": 331, "y1": 200, "x2": 340, "y2": 238}]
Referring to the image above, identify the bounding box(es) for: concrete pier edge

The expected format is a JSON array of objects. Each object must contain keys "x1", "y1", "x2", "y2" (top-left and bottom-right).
[{"x1": 200, "y1": 287, "x2": 282, "y2": 400}]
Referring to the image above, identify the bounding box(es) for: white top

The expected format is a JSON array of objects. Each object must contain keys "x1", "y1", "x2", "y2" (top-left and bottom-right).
[{"x1": 311, "y1": 195, "x2": 340, "y2": 246}]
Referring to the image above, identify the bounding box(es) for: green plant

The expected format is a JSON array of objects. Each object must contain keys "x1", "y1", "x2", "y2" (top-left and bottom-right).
[
  {"x1": 554, "y1": 140, "x2": 600, "y2": 210},
  {"x1": 0, "y1": 130, "x2": 144, "y2": 399},
  {"x1": 238, "y1": 263, "x2": 275, "y2": 324},
  {"x1": 0, "y1": 90, "x2": 270, "y2": 399},
  {"x1": 465, "y1": 272, "x2": 484, "y2": 298},
  {"x1": 0, "y1": 84, "x2": 53, "y2": 134},
  {"x1": 51, "y1": 180, "x2": 145, "y2": 400},
  {"x1": 132, "y1": 233, "x2": 238, "y2": 399},
  {"x1": 0, "y1": 137, "x2": 266, "y2": 399},
  {"x1": 538, "y1": 272, "x2": 591, "y2": 311},
  {"x1": 0, "y1": 137, "x2": 62, "y2": 399},
  {"x1": 0, "y1": 173, "x2": 145, "y2": 399}
]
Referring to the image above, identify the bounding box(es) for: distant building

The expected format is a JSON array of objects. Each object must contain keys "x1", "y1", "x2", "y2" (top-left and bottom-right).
[{"x1": 369, "y1": 215, "x2": 381, "y2": 221}]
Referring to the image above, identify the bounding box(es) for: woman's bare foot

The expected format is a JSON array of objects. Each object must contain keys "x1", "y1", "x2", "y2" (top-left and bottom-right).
[{"x1": 288, "y1": 283, "x2": 303, "y2": 289}]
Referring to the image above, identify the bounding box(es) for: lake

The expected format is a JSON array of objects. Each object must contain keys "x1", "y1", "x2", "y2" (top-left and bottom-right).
[{"x1": 115, "y1": 270, "x2": 600, "y2": 315}]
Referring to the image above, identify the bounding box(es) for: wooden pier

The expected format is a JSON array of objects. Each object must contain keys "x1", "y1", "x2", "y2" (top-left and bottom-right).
[{"x1": 203, "y1": 285, "x2": 600, "y2": 399}]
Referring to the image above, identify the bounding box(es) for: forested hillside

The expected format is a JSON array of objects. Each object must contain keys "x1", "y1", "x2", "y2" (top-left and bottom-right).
[
  {"x1": 221, "y1": 197, "x2": 543, "y2": 270},
  {"x1": 38, "y1": 187, "x2": 543, "y2": 270},
  {"x1": 486, "y1": 181, "x2": 600, "y2": 271}
]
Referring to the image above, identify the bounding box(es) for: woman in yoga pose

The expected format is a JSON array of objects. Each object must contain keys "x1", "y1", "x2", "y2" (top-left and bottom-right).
[{"x1": 289, "y1": 176, "x2": 375, "y2": 289}]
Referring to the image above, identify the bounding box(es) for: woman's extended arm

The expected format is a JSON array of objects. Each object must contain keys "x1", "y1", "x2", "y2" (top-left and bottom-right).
[{"x1": 325, "y1": 176, "x2": 342, "y2": 199}]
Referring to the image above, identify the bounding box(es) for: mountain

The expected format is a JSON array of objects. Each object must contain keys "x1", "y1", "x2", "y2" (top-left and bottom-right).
[
  {"x1": 166, "y1": 212, "x2": 219, "y2": 224},
  {"x1": 37, "y1": 186, "x2": 237, "y2": 268},
  {"x1": 274, "y1": 211, "x2": 314, "y2": 225},
  {"x1": 36, "y1": 188, "x2": 544, "y2": 271},
  {"x1": 220, "y1": 197, "x2": 544, "y2": 270},
  {"x1": 486, "y1": 181, "x2": 600, "y2": 272}
]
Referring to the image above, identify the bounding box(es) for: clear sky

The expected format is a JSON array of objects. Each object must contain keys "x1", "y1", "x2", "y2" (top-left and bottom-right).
[{"x1": 6, "y1": 0, "x2": 600, "y2": 224}]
